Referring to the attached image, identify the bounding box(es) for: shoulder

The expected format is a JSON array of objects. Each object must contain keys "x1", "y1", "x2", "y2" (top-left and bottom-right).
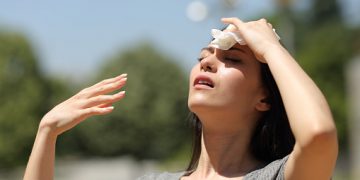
[
  {"x1": 136, "y1": 171, "x2": 185, "y2": 180},
  {"x1": 244, "y1": 155, "x2": 289, "y2": 180}
]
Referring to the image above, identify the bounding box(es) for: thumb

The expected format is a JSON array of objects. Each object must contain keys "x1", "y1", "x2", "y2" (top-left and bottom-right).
[{"x1": 221, "y1": 17, "x2": 245, "y2": 30}]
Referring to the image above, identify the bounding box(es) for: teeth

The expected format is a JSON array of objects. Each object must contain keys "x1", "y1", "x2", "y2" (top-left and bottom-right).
[
  {"x1": 198, "y1": 80, "x2": 212, "y2": 86},
  {"x1": 199, "y1": 80, "x2": 207, "y2": 84}
]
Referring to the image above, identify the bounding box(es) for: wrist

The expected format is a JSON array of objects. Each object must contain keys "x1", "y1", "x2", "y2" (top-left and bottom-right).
[
  {"x1": 263, "y1": 43, "x2": 289, "y2": 63},
  {"x1": 38, "y1": 121, "x2": 58, "y2": 140}
]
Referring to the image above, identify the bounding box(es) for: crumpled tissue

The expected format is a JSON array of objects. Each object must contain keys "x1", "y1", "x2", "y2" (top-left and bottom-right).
[{"x1": 209, "y1": 24, "x2": 281, "y2": 50}]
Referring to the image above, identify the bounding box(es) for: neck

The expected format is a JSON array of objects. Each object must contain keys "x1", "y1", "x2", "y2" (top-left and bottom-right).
[{"x1": 190, "y1": 118, "x2": 261, "y2": 178}]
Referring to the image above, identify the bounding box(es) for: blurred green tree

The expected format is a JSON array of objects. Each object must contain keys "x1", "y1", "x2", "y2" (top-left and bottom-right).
[
  {"x1": 272, "y1": 0, "x2": 359, "y2": 149},
  {"x1": 0, "y1": 31, "x2": 48, "y2": 168},
  {"x1": 310, "y1": 0, "x2": 341, "y2": 25},
  {"x1": 59, "y1": 42, "x2": 190, "y2": 160},
  {"x1": 295, "y1": 0, "x2": 358, "y2": 148}
]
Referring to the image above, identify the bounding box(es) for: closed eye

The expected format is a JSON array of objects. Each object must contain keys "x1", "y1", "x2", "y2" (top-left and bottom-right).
[
  {"x1": 225, "y1": 57, "x2": 242, "y2": 63},
  {"x1": 197, "y1": 57, "x2": 204, "y2": 62}
]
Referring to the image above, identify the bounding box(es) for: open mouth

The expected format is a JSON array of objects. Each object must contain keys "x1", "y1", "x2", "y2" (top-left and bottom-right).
[{"x1": 194, "y1": 76, "x2": 214, "y2": 88}]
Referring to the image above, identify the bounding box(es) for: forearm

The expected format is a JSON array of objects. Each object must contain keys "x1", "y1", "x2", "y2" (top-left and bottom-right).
[
  {"x1": 22, "y1": 74, "x2": 126, "y2": 180},
  {"x1": 24, "y1": 127, "x2": 57, "y2": 180},
  {"x1": 265, "y1": 45, "x2": 337, "y2": 148}
]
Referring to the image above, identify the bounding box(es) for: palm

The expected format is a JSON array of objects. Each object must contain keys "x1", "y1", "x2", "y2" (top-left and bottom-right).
[{"x1": 39, "y1": 74, "x2": 127, "y2": 136}]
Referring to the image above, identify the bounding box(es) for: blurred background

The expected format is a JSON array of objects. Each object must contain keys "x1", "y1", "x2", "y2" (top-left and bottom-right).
[{"x1": 0, "y1": 0, "x2": 359, "y2": 179}]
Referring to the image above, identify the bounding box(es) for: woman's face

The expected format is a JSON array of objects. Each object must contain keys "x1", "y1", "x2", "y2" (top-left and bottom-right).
[{"x1": 188, "y1": 43, "x2": 268, "y2": 120}]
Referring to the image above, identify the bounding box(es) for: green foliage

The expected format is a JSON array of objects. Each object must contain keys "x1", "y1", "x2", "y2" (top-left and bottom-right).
[
  {"x1": 311, "y1": 0, "x2": 342, "y2": 25},
  {"x1": 0, "y1": 31, "x2": 71, "y2": 168},
  {"x1": 0, "y1": 33, "x2": 190, "y2": 167},
  {"x1": 277, "y1": 0, "x2": 358, "y2": 149},
  {"x1": 270, "y1": 0, "x2": 357, "y2": 149},
  {"x1": 296, "y1": 21, "x2": 352, "y2": 147},
  {"x1": 0, "y1": 31, "x2": 47, "y2": 168},
  {"x1": 58, "y1": 42, "x2": 190, "y2": 160}
]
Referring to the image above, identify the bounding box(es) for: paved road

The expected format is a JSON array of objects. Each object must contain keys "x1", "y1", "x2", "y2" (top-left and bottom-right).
[{"x1": 1, "y1": 156, "x2": 161, "y2": 180}]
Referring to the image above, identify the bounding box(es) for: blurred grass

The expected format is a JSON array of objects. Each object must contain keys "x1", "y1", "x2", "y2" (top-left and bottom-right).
[{"x1": 158, "y1": 143, "x2": 192, "y2": 172}]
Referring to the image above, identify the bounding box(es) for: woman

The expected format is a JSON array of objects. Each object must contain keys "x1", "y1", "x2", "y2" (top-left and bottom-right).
[{"x1": 24, "y1": 18, "x2": 338, "y2": 180}]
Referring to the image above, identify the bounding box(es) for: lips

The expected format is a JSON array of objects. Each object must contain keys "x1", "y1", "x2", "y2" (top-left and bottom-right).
[{"x1": 194, "y1": 75, "x2": 214, "y2": 89}]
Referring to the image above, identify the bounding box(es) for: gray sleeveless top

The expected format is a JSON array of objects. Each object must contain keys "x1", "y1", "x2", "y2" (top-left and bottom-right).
[{"x1": 137, "y1": 155, "x2": 288, "y2": 180}]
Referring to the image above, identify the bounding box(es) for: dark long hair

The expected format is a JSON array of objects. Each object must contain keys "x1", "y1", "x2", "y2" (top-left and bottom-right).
[{"x1": 185, "y1": 63, "x2": 295, "y2": 172}]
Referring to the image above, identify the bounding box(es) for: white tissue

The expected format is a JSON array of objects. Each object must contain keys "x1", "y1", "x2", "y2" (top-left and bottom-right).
[{"x1": 209, "y1": 27, "x2": 281, "y2": 50}]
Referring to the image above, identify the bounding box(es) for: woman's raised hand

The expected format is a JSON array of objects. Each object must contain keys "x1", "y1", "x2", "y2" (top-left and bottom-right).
[
  {"x1": 221, "y1": 17, "x2": 283, "y2": 63},
  {"x1": 39, "y1": 74, "x2": 127, "y2": 137}
]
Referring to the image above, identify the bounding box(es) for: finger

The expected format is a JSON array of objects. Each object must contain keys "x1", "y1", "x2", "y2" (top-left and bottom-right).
[
  {"x1": 85, "y1": 77, "x2": 127, "y2": 98},
  {"x1": 83, "y1": 91, "x2": 126, "y2": 108},
  {"x1": 259, "y1": 18, "x2": 267, "y2": 23},
  {"x1": 97, "y1": 103, "x2": 113, "y2": 108},
  {"x1": 221, "y1": 17, "x2": 245, "y2": 29},
  {"x1": 76, "y1": 74, "x2": 127, "y2": 98},
  {"x1": 80, "y1": 106, "x2": 115, "y2": 118},
  {"x1": 92, "y1": 73, "x2": 127, "y2": 89}
]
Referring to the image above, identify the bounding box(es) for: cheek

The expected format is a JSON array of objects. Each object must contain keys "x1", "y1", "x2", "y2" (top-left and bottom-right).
[
  {"x1": 219, "y1": 68, "x2": 246, "y2": 93},
  {"x1": 189, "y1": 64, "x2": 199, "y2": 87},
  {"x1": 217, "y1": 68, "x2": 255, "y2": 106}
]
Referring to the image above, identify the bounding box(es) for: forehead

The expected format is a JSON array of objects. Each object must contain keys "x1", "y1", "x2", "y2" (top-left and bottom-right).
[
  {"x1": 230, "y1": 44, "x2": 254, "y2": 55},
  {"x1": 202, "y1": 43, "x2": 254, "y2": 56}
]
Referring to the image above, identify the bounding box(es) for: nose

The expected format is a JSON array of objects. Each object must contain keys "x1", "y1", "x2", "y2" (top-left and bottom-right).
[{"x1": 200, "y1": 55, "x2": 217, "y2": 73}]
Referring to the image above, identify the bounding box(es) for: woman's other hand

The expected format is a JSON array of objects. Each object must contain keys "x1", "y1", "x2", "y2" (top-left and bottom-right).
[
  {"x1": 39, "y1": 74, "x2": 127, "y2": 137},
  {"x1": 221, "y1": 17, "x2": 282, "y2": 63}
]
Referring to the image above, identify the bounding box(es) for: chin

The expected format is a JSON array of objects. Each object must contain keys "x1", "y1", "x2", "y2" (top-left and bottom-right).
[{"x1": 188, "y1": 97, "x2": 220, "y2": 114}]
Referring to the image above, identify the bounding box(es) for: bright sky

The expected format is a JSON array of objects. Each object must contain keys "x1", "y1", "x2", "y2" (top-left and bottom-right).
[{"x1": 0, "y1": 0, "x2": 358, "y2": 81}]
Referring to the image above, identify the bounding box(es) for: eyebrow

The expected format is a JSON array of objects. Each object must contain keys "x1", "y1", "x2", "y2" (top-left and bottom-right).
[
  {"x1": 228, "y1": 47, "x2": 247, "y2": 54},
  {"x1": 200, "y1": 47, "x2": 215, "y2": 53},
  {"x1": 200, "y1": 46, "x2": 247, "y2": 54}
]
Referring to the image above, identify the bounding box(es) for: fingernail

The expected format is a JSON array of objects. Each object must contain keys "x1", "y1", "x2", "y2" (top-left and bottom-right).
[
  {"x1": 119, "y1": 91, "x2": 126, "y2": 95},
  {"x1": 117, "y1": 74, "x2": 127, "y2": 78},
  {"x1": 107, "y1": 106, "x2": 114, "y2": 110}
]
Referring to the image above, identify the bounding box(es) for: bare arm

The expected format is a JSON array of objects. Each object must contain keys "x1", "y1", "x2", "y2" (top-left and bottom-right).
[
  {"x1": 264, "y1": 45, "x2": 338, "y2": 180},
  {"x1": 23, "y1": 74, "x2": 127, "y2": 180},
  {"x1": 222, "y1": 18, "x2": 338, "y2": 180}
]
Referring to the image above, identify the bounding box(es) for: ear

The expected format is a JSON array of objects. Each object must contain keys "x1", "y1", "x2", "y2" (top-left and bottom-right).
[
  {"x1": 255, "y1": 87, "x2": 271, "y2": 112},
  {"x1": 255, "y1": 86, "x2": 271, "y2": 112},
  {"x1": 255, "y1": 98, "x2": 271, "y2": 112}
]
